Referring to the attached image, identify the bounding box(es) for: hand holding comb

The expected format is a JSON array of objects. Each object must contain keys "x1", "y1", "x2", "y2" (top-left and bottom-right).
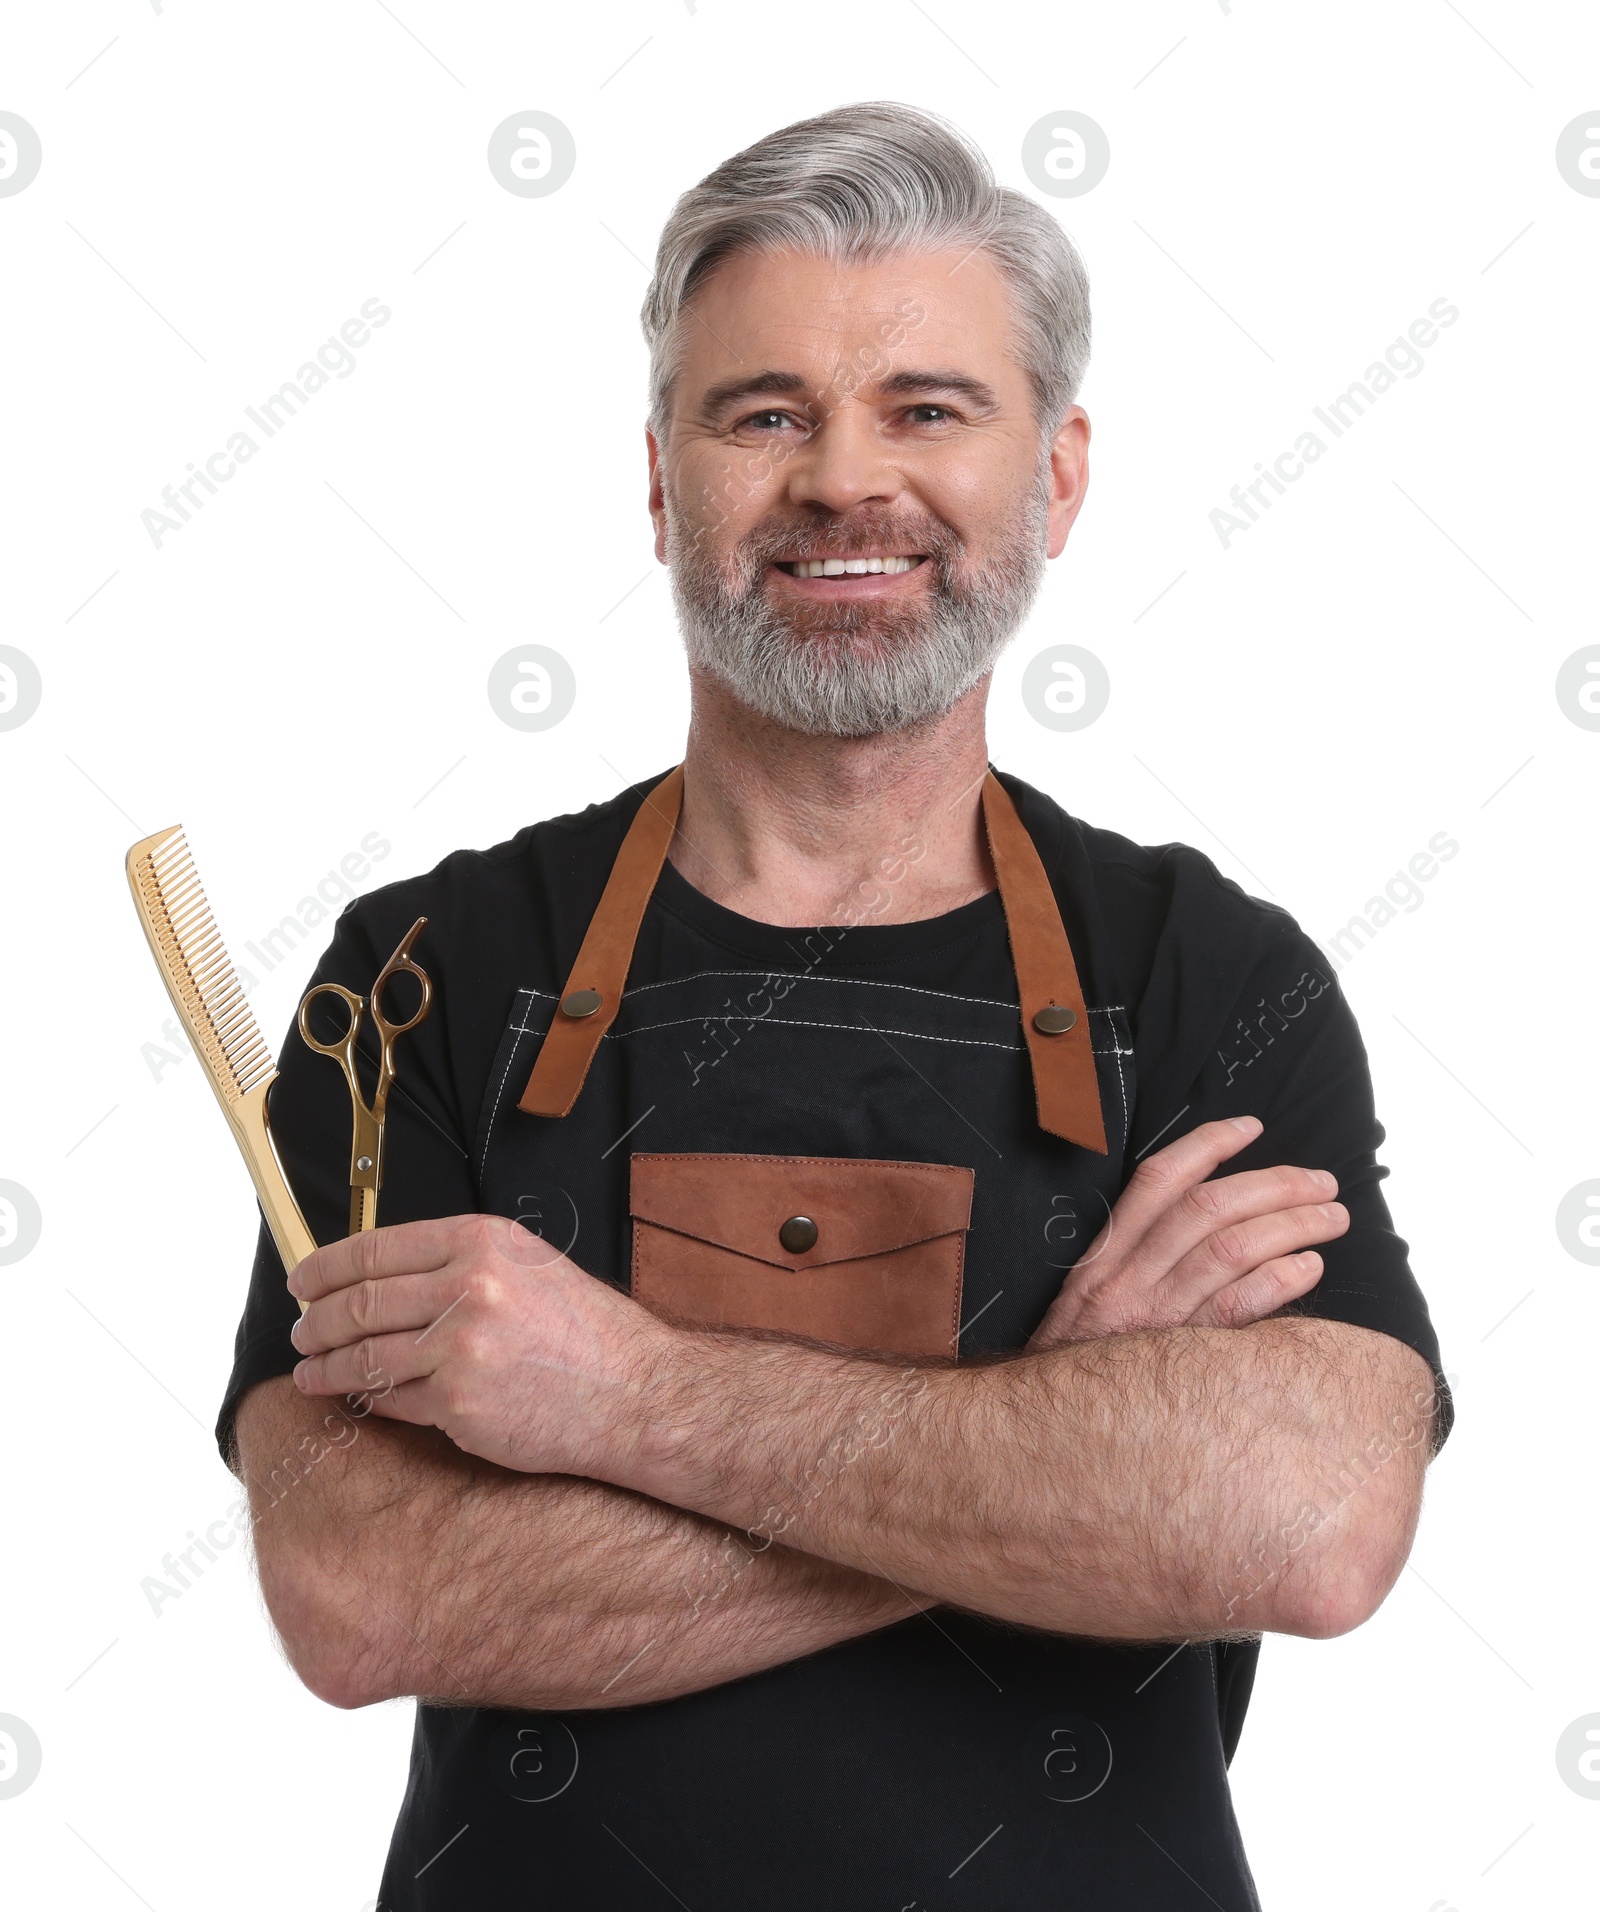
[{"x1": 126, "y1": 827, "x2": 316, "y2": 1301}]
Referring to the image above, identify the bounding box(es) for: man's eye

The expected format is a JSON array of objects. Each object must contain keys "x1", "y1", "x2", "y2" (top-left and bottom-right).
[
  {"x1": 739, "y1": 409, "x2": 798, "y2": 431},
  {"x1": 905, "y1": 404, "x2": 954, "y2": 424}
]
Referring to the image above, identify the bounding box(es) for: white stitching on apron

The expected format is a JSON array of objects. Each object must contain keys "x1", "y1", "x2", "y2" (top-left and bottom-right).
[
  {"x1": 478, "y1": 1019, "x2": 531, "y2": 1180},
  {"x1": 615, "y1": 967, "x2": 1126, "y2": 1018},
  {"x1": 594, "y1": 1011, "x2": 1031, "y2": 1052},
  {"x1": 511, "y1": 980, "x2": 1128, "y2": 1016},
  {"x1": 505, "y1": 992, "x2": 1133, "y2": 1061},
  {"x1": 1106, "y1": 1006, "x2": 1134, "y2": 1147},
  {"x1": 486, "y1": 989, "x2": 1134, "y2": 1177}
]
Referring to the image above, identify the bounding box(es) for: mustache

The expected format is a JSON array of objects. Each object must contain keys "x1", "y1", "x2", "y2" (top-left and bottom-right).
[{"x1": 734, "y1": 513, "x2": 965, "y2": 573}]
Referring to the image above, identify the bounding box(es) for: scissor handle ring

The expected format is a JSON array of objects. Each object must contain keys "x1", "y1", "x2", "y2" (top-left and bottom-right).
[
  {"x1": 369, "y1": 917, "x2": 433, "y2": 1041},
  {"x1": 297, "y1": 981, "x2": 365, "y2": 1058},
  {"x1": 371, "y1": 954, "x2": 432, "y2": 1040}
]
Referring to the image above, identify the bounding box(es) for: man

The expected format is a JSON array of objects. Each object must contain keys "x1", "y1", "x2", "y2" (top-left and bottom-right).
[{"x1": 224, "y1": 102, "x2": 1449, "y2": 1909}]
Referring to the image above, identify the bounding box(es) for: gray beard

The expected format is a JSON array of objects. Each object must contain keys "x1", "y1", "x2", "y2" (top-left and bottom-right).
[{"x1": 665, "y1": 472, "x2": 1051, "y2": 738}]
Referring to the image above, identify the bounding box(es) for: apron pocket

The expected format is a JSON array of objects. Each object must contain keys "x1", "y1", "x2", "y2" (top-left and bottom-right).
[{"x1": 629, "y1": 1153, "x2": 973, "y2": 1359}]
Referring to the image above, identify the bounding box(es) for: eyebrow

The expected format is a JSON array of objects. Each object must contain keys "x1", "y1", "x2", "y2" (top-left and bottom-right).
[
  {"x1": 697, "y1": 370, "x2": 811, "y2": 419},
  {"x1": 877, "y1": 369, "x2": 1000, "y2": 410},
  {"x1": 696, "y1": 366, "x2": 1002, "y2": 421}
]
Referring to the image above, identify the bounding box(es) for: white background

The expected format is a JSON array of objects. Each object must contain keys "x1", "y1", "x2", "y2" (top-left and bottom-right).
[{"x1": 2, "y1": 2, "x2": 1596, "y2": 1907}]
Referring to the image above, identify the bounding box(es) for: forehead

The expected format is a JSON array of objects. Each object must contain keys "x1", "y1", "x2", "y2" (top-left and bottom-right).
[{"x1": 674, "y1": 244, "x2": 1024, "y2": 400}]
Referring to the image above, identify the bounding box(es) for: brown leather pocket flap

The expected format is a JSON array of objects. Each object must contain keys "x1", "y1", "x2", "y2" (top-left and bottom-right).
[{"x1": 629, "y1": 1153, "x2": 974, "y2": 1271}]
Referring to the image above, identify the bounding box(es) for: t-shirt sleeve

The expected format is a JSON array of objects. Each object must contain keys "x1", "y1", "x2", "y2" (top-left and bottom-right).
[
  {"x1": 214, "y1": 895, "x2": 480, "y2": 1466},
  {"x1": 1146, "y1": 918, "x2": 1453, "y2": 1451}
]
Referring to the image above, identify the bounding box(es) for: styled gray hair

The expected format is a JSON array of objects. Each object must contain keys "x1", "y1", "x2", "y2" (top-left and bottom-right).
[{"x1": 641, "y1": 101, "x2": 1090, "y2": 445}]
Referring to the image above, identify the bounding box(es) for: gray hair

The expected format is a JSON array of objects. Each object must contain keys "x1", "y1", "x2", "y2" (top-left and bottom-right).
[{"x1": 641, "y1": 101, "x2": 1090, "y2": 445}]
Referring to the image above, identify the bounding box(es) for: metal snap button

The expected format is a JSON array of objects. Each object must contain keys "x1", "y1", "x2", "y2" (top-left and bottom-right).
[
  {"x1": 1032, "y1": 1004, "x2": 1077, "y2": 1035},
  {"x1": 560, "y1": 988, "x2": 603, "y2": 1019},
  {"x1": 779, "y1": 1215, "x2": 818, "y2": 1254}
]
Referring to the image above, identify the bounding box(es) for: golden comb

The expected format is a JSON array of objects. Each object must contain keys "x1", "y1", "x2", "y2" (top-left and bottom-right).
[{"x1": 126, "y1": 826, "x2": 315, "y2": 1297}]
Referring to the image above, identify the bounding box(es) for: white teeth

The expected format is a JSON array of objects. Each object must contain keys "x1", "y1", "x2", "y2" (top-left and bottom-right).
[{"x1": 787, "y1": 555, "x2": 922, "y2": 578}]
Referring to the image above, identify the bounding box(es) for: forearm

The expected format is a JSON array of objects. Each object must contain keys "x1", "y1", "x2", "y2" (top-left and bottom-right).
[
  {"x1": 235, "y1": 1375, "x2": 922, "y2": 1711},
  {"x1": 617, "y1": 1317, "x2": 1440, "y2": 1641}
]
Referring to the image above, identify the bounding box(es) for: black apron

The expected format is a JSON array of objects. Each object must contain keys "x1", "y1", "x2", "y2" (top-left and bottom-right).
[{"x1": 378, "y1": 766, "x2": 1262, "y2": 1911}]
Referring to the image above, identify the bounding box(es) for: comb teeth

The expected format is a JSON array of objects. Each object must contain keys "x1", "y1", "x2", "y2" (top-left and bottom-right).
[{"x1": 132, "y1": 828, "x2": 274, "y2": 1101}]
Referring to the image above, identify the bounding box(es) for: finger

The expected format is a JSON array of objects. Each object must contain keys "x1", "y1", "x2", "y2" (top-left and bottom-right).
[
  {"x1": 288, "y1": 1216, "x2": 469, "y2": 1305},
  {"x1": 1187, "y1": 1250, "x2": 1326, "y2": 1330},
  {"x1": 290, "y1": 1268, "x2": 462, "y2": 1357},
  {"x1": 1110, "y1": 1118, "x2": 1271, "y2": 1259},
  {"x1": 1159, "y1": 1200, "x2": 1349, "y2": 1319},
  {"x1": 1127, "y1": 1163, "x2": 1342, "y2": 1287},
  {"x1": 293, "y1": 1326, "x2": 444, "y2": 1398},
  {"x1": 361, "y1": 1376, "x2": 441, "y2": 1429}
]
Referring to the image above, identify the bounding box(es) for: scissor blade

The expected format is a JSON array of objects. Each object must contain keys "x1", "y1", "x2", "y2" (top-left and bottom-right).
[{"x1": 349, "y1": 1185, "x2": 378, "y2": 1235}]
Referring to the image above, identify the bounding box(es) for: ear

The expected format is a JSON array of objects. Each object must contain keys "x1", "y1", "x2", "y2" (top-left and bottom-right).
[
  {"x1": 647, "y1": 425, "x2": 668, "y2": 564},
  {"x1": 1045, "y1": 407, "x2": 1091, "y2": 559}
]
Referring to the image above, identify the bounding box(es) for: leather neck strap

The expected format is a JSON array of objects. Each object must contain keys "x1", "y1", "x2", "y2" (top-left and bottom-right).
[
  {"x1": 518, "y1": 764, "x2": 1108, "y2": 1155},
  {"x1": 979, "y1": 771, "x2": 1107, "y2": 1154}
]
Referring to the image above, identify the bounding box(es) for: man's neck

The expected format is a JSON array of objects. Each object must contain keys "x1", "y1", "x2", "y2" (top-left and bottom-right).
[{"x1": 668, "y1": 668, "x2": 996, "y2": 928}]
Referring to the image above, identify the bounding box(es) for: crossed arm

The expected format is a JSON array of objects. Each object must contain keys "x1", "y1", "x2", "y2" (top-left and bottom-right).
[{"x1": 234, "y1": 1118, "x2": 1440, "y2": 1712}]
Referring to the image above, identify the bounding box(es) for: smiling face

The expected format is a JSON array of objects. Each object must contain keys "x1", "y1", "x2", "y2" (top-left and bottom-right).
[{"x1": 648, "y1": 245, "x2": 1089, "y2": 738}]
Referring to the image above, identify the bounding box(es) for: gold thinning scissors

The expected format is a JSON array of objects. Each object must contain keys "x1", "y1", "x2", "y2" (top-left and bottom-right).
[{"x1": 297, "y1": 916, "x2": 432, "y2": 1235}]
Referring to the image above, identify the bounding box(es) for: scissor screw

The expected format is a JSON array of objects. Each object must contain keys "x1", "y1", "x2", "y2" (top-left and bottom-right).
[{"x1": 356, "y1": 1155, "x2": 373, "y2": 1172}]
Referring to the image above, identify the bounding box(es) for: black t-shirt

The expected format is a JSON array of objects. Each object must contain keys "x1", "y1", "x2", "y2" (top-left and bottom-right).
[{"x1": 218, "y1": 767, "x2": 1449, "y2": 1912}]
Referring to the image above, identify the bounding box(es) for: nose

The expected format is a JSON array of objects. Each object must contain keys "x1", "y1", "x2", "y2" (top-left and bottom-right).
[{"x1": 781, "y1": 395, "x2": 903, "y2": 514}]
